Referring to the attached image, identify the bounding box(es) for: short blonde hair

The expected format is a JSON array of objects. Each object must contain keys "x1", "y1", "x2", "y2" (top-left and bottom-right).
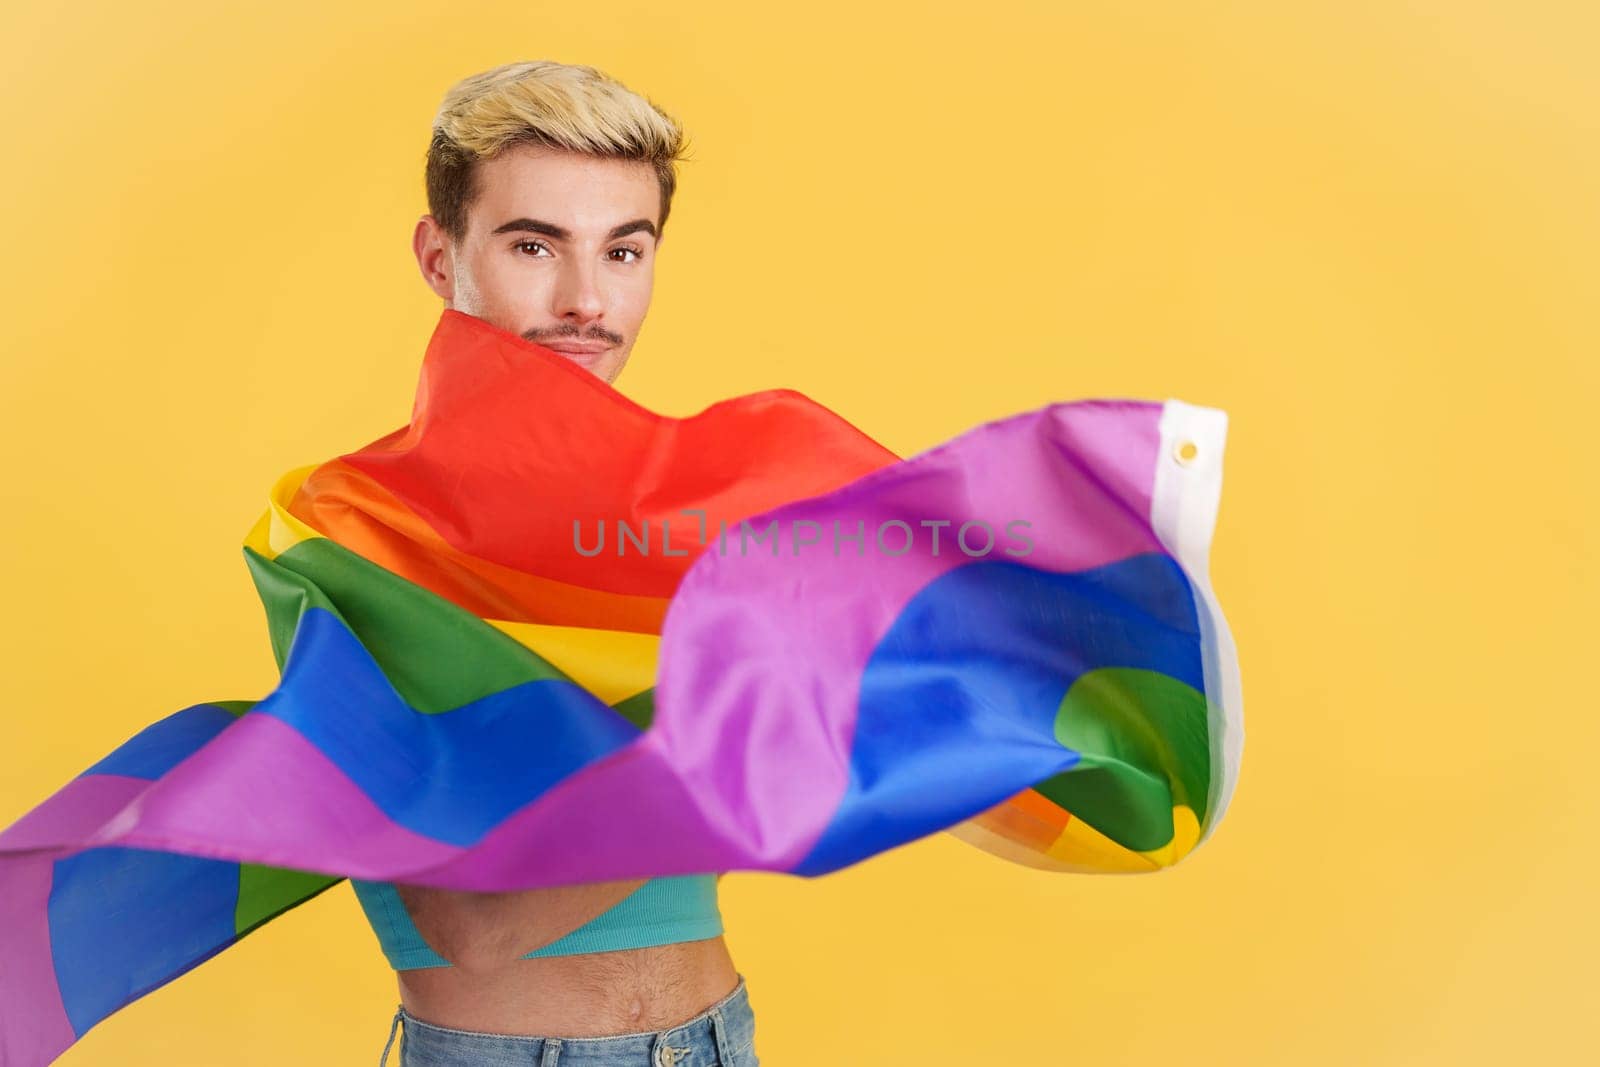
[{"x1": 426, "y1": 60, "x2": 691, "y2": 243}]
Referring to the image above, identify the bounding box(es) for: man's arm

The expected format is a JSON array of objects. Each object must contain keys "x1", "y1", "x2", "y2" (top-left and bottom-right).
[{"x1": 395, "y1": 879, "x2": 647, "y2": 972}]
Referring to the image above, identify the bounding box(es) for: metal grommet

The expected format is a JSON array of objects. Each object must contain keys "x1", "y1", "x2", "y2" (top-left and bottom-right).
[{"x1": 1173, "y1": 440, "x2": 1199, "y2": 466}]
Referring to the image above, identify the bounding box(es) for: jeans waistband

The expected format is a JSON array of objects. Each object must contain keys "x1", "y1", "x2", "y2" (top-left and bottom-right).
[{"x1": 380, "y1": 972, "x2": 754, "y2": 1066}]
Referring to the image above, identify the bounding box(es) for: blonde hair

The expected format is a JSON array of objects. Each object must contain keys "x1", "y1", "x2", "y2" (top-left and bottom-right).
[{"x1": 426, "y1": 60, "x2": 691, "y2": 244}]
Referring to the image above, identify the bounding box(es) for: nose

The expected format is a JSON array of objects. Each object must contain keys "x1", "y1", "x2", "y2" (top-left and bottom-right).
[{"x1": 552, "y1": 255, "x2": 606, "y2": 327}]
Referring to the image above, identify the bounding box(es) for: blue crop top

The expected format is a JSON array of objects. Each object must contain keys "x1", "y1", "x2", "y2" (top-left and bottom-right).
[{"x1": 348, "y1": 873, "x2": 723, "y2": 970}]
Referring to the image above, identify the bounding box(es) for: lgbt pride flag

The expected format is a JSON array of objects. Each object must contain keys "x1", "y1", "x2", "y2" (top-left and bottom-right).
[{"x1": 0, "y1": 309, "x2": 1242, "y2": 1065}]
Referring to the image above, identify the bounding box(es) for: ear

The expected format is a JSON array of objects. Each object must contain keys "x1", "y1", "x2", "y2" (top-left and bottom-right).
[{"x1": 413, "y1": 215, "x2": 455, "y2": 302}]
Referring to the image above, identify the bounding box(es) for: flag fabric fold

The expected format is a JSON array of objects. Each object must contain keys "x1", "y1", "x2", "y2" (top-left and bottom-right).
[{"x1": 0, "y1": 309, "x2": 1242, "y2": 1065}]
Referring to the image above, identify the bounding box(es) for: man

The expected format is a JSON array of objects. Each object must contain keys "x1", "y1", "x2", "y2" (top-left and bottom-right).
[{"x1": 360, "y1": 60, "x2": 756, "y2": 1066}]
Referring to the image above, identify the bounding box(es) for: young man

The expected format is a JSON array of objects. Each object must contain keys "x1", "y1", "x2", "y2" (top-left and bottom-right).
[{"x1": 357, "y1": 61, "x2": 756, "y2": 1066}]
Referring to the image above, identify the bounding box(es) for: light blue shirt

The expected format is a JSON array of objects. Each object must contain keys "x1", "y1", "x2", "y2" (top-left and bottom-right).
[{"x1": 348, "y1": 873, "x2": 723, "y2": 970}]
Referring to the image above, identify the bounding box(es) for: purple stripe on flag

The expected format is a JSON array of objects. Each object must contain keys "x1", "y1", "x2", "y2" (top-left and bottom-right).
[
  {"x1": 381, "y1": 737, "x2": 772, "y2": 889},
  {"x1": 651, "y1": 400, "x2": 1166, "y2": 863},
  {"x1": 0, "y1": 855, "x2": 76, "y2": 1063},
  {"x1": 0, "y1": 775, "x2": 151, "y2": 1065},
  {"x1": 0, "y1": 772, "x2": 150, "y2": 852},
  {"x1": 73, "y1": 714, "x2": 463, "y2": 880}
]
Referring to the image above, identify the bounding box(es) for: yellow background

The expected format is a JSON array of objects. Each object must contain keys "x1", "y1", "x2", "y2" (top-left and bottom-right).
[{"x1": 1, "y1": 2, "x2": 1594, "y2": 1063}]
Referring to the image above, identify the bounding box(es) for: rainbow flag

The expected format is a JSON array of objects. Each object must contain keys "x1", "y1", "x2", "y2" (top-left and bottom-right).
[{"x1": 0, "y1": 310, "x2": 1242, "y2": 1065}]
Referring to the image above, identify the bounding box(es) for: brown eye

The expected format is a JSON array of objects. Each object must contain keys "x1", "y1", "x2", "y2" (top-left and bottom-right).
[{"x1": 514, "y1": 240, "x2": 550, "y2": 256}]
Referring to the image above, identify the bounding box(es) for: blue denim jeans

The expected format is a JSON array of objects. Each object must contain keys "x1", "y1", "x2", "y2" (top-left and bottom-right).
[{"x1": 379, "y1": 973, "x2": 760, "y2": 1066}]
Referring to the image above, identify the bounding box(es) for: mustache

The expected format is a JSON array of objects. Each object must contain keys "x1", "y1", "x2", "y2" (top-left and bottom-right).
[{"x1": 523, "y1": 327, "x2": 623, "y2": 345}]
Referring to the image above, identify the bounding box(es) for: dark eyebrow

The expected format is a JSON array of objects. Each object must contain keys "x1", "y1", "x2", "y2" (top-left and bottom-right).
[{"x1": 488, "y1": 217, "x2": 657, "y2": 242}]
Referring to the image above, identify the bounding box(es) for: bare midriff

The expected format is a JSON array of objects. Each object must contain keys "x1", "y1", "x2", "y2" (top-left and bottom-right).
[{"x1": 396, "y1": 934, "x2": 740, "y2": 1037}]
